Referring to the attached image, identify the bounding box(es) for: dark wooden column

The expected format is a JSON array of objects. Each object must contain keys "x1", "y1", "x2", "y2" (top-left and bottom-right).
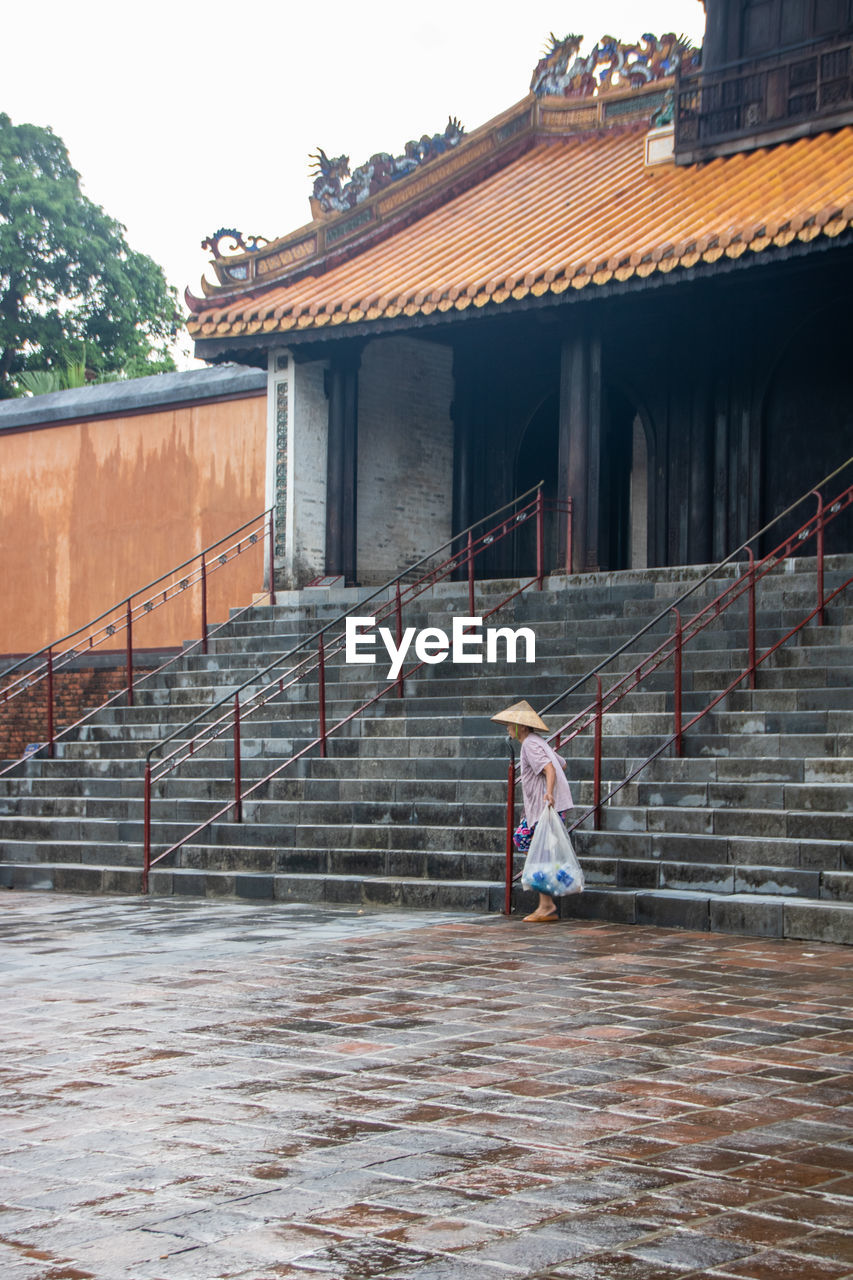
[
  {"x1": 558, "y1": 332, "x2": 602, "y2": 573},
  {"x1": 702, "y1": 0, "x2": 730, "y2": 70},
  {"x1": 325, "y1": 345, "x2": 361, "y2": 583},
  {"x1": 688, "y1": 377, "x2": 714, "y2": 564},
  {"x1": 451, "y1": 349, "x2": 472, "y2": 543}
]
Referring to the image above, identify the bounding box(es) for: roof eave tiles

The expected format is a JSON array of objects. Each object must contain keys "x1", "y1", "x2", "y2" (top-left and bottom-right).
[{"x1": 187, "y1": 126, "x2": 853, "y2": 342}]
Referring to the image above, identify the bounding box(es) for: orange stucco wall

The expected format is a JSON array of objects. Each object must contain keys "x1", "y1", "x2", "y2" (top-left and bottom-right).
[{"x1": 0, "y1": 395, "x2": 267, "y2": 656}]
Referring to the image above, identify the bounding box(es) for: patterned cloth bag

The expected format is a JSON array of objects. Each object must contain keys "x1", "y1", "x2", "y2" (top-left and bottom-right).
[{"x1": 513, "y1": 817, "x2": 534, "y2": 853}]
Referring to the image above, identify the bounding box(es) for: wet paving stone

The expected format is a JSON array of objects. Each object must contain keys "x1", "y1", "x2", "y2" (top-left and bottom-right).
[{"x1": 0, "y1": 894, "x2": 851, "y2": 1280}]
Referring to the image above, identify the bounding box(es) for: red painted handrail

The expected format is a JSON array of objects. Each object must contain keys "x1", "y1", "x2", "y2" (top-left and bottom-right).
[
  {"x1": 0, "y1": 508, "x2": 275, "y2": 775},
  {"x1": 142, "y1": 486, "x2": 570, "y2": 889},
  {"x1": 503, "y1": 464, "x2": 853, "y2": 910}
]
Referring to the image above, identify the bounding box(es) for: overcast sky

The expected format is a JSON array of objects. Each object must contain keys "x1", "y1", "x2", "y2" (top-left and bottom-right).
[{"x1": 3, "y1": 1, "x2": 706, "y2": 365}]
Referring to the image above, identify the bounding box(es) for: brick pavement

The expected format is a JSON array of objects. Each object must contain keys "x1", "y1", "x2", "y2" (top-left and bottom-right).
[{"x1": 0, "y1": 894, "x2": 851, "y2": 1280}]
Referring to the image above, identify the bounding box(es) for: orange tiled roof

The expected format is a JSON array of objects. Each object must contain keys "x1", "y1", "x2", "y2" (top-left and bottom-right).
[{"x1": 188, "y1": 124, "x2": 853, "y2": 340}]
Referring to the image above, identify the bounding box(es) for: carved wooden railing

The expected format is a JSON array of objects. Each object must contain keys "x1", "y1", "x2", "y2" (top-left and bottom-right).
[{"x1": 675, "y1": 31, "x2": 853, "y2": 158}]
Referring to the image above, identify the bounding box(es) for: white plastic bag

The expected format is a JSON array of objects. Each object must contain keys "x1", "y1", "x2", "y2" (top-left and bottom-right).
[{"x1": 521, "y1": 806, "x2": 585, "y2": 897}]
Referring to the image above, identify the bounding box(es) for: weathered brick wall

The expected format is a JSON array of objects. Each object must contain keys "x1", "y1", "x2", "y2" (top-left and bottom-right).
[
  {"x1": 357, "y1": 336, "x2": 454, "y2": 582},
  {"x1": 0, "y1": 664, "x2": 137, "y2": 761}
]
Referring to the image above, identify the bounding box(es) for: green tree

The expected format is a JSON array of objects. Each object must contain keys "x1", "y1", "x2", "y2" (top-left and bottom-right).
[{"x1": 0, "y1": 113, "x2": 179, "y2": 398}]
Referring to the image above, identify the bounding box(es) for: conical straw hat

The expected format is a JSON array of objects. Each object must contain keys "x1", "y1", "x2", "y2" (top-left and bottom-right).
[{"x1": 490, "y1": 700, "x2": 549, "y2": 733}]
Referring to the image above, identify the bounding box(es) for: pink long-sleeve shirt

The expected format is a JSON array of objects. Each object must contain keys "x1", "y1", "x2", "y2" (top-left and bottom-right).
[{"x1": 520, "y1": 733, "x2": 573, "y2": 829}]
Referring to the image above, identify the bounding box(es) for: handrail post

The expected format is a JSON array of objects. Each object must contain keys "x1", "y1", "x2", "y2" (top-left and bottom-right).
[
  {"x1": 593, "y1": 675, "x2": 603, "y2": 828},
  {"x1": 126, "y1": 600, "x2": 134, "y2": 707},
  {"x1": 814, "y1": 489, "x2": 825, "y2": 626},
  {"x1": 318, "y1": 634, "x2": 327, "y2": 758},
  {"x1": 565, "y1": 497, "x2": 573, "y2": 576},
  {"x1": 233, "y1": 694, "x2": 242, "y2": 822},
  {"x1": 200, "y1": 554, "x2": 208, "y2": 655},
  {"x1": 142, "y1": 763, "x2": 151, "y2": 893},
  {"x1": 672, "y1": 608, "x2": 683, "y2": 757},
  {"x1": 504, "y1": 754, "x2": 515, "y2": 916},
  {"x1": 467, "y1": 530, "x2": 475, "y2": 615},
  {"x1": 395, "y1": 582, "x2": 404, "y2": 699},
  {"x1": 536, "y1": 487, "x2": 544, "y2": 589},
  {"x1": 746, "y1": 548, "x2": 757, "y2": 689},
  {"x1": 46, "y1": 646, "x2": 55, "y2": 759},
  {"x1": 268, "y1": 508, "x2": 277, "y2": 608}
]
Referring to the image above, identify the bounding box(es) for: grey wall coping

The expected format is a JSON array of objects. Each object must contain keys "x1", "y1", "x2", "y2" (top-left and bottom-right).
[{"x1": 0, "y1": 364, "x2": 267, "y2": 433}]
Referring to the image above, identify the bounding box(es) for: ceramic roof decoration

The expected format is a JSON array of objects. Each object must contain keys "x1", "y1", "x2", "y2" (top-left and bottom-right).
[
  {"x1": 186, "y1": 30, "x2": 853, "y2": 347},
  {"x1": 309, "y1": 118, "x2": 466, "y2": 217},
  {"x1": 530, "y1": 31, "x2": 697, "y2": 97}
]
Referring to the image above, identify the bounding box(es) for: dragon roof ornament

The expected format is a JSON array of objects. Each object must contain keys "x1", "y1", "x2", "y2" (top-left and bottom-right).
[
  {"x1": 309, "y1": 116, "x2": 465, "y2": 216},
  {"x1": 531, "y1": 32, "x2": 698, "y2": 98},
  {"x1": 201, "y1": 229, "x2": 269, "y2": 260}
]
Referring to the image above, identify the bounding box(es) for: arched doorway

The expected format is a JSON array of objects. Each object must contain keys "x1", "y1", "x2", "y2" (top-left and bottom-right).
[{"x1": 514, "y1": 392, "x2": 559, "y2": 577}]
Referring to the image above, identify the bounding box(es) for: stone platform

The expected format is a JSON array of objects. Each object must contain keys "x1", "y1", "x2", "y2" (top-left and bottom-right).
[{"x1": 0, "y1": 894, "x2": 851, "y2": 1280}]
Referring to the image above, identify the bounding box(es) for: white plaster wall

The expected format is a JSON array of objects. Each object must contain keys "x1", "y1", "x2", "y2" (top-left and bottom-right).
[
  {"x1": 266, "y1": 352, "x2": 328, "y2": 588},
  {"x1": 357, "y1": 336, "x2": 454, "y2": 581},
  {"x1": 289, "y1": 359, "x2": 328, "y2": 586}
]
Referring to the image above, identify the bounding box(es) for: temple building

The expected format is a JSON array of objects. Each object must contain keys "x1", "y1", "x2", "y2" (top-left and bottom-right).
[{"x1": 187, "y1": 1, "x2": 853, "y2": 588}]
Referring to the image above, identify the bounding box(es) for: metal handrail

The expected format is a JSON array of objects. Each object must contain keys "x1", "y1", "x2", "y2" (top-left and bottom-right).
[
  {"x1": 539, "y1": 455, "x2": 853, "y2": 724},
  {"x1": 149, "y1": 505, "x2": 534, "y2": 782},
  {"x1": 0, "y1": 507, "x2": 275, "y2": 688},
  {"x1": 145, "y1": 483, "x2": 546, "y2": 770},
  {"x1": 143, "y1": 487, "x2": 572, "y2": 887},
  {"x1": 503, "y1": 459, "x2": 853, "y2": 911},
  {"x1": 0, "y1": 507, "x2": 276, "y2": 773}
]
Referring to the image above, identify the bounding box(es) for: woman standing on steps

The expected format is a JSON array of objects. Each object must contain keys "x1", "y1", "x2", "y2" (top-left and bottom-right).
[{"x1": 491, "y1": 700, "x2": 573, "y2": 923}]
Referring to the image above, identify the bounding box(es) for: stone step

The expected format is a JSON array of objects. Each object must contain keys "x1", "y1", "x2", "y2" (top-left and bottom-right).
[
  {"x1": 0, "y1": 841, "x2": 509, "y2": 881},
  {"x1": 578, "y1": 853, "x2": 852, "y2": 900},
  {"x1": 557, "y1": 887, "x2": 853, "y2": 944},
  {"x1": 62, "y1": 702, "x2": 853, "y2": 753},
  {"x1": 166, "y1": 627, "x2": 846, "y2": 674},
  {"x1": 707, "y1": 708, "x2": 853, "y2": 734},
  {"x1": 0, "y1": 862, "x2": 509, "y2": 912},
  {"x1": 696, "y1": 665, "x2": 853, "y2": 691},
  {"x1": 564, "y1": 731, "x2": 853, "y2": 759},
  {"x1": 725, "y1": 687, "x2": 853, "y2": 711},
  {"x1": 220, "y1": 592, "x2": 851, "y2": 635},
  {"x1": 3, "y1": 861, "x2": 850, "y2": 944},
  {"x1": 87, "y1": 677, "x2": 853, "y2": 731},
  {"x1": 573, "y1": 826, "x2": 850, "y2": 872},
  {"x1": 190, "y1": 622, "x2": 852, "y2": 666},
  {"x1": 632, "y1": 755, "x2": 852, "y2": 783},
  {"x1": 596, "y1": 804, "x2": 853, "y2": 840},
  {"x1": 0, "y1": 794, "x2": 509, "y2": 829},
  {"x1": 0, "y1": 814, "x2": 505, "y2": 853},
  {"x1": 2, "y1": 552, "x2": 849, "y2": 943},
  {"x1": 6, "y1": 773, "x2": 850, "y2": 834},
  {"x1": 1, "y1": 752, "x2": 522, "y2": 785},
  {"x1": 630, "y1": 778, "x2": 853, "y2": 811},
  {"x1": 1, "y1": 751, "x2": 829, "y2": 795}
]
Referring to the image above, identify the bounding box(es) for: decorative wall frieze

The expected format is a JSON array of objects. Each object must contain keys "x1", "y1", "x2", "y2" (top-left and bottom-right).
[
  {"x1": 256, "y1": 237, "x2": 317, "y2": 277},
  {"x1": 274, "y1": 377, "x2": 288, "y2": 561}
]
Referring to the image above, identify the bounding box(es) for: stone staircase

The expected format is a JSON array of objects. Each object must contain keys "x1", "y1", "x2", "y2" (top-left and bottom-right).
[{"x1": 0, "y1": 555, "x2": 851, "y2": 943}]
